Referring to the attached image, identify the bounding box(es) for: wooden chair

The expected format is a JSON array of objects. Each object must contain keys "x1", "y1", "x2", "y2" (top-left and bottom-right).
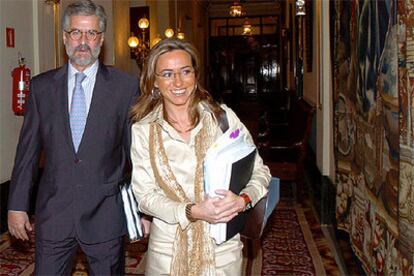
[{"x1": 258, "y1": 98, "x2": 315, "y2": 200}]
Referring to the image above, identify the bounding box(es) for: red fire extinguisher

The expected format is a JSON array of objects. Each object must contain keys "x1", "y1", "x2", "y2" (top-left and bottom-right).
[{"x1": 11, "y1": 53, "x2": 31, "y2": 116}]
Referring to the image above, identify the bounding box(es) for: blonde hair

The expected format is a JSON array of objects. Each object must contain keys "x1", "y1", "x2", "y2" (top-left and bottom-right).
[{"x1": 130, "y1": 38, "x2": 222, "y2": 125}]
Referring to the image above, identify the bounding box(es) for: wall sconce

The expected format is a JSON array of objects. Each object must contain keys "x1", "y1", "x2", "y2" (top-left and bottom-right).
[
  {"x1": 128, "y1": 15, "x2": 149, "y2": 68},
  {"x1": 229, "y1": 1, "x2": 243, "y2": 17},
  {"x1": 296, "y1": 0, "x2": 306, "y2": 16}
]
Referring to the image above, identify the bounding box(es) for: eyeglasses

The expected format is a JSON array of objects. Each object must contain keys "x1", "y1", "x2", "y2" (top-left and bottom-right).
[
  {"x1": 65, "y1": 29, "x2": 103, "y2": 41},
  {"x1": 155, "y1": 67, "x2": 195, "y2": 81}
]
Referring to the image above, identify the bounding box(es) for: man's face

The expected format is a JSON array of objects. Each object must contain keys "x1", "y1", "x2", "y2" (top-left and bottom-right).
[{"x1": 63, "y1": 15, "x2": 104, "y2": 71}]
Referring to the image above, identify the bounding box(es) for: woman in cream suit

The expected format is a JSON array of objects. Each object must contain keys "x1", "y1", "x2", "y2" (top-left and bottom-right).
[{"x1": 130, "y1": 38, "x2": 270, "y2": 275}]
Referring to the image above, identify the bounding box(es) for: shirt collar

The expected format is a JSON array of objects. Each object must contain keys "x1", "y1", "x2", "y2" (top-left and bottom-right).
[
  {"x1": 139, "y1": 102, "x2": 212, "y2": 126},
  {"x1": 138, "y1": 102, "x2": 214, "y2": 143},
  {"x1": 68, "y1": 60, "x2": 99, "y2": 80}
]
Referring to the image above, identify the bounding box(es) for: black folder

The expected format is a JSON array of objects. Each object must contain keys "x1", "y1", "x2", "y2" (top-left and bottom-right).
[{"x1": 226, "y1": 149, "x2": 257, "y2": 241}]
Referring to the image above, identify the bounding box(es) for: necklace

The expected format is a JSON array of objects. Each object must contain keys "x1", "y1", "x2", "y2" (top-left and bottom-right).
[
  {"x1": 167, "y1": 116, "x2": 193, "y2": 134},
  {"x1": 172, "y1": 122, "x2": 193, "y2": 133}
]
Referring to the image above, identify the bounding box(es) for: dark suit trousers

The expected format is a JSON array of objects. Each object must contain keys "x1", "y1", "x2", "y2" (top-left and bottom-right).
[{"x1": 34, "y1": 236, "x2": 124, "y2": 275}]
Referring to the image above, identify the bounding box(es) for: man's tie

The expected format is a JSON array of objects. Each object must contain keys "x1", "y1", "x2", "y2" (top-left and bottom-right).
[{"x1": 70, "y1": 72, "x2": 87, "y2": 152}]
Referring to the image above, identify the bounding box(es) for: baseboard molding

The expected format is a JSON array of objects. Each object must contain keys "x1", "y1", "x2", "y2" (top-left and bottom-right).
[
  {"x1": 320, "y1": 176, "x2": 336, "y2": 225},
  {"x1": 335, "y1": 229, "x2": 366, "y2": 275},
  {"x1": 304, "y1": 152, "x2": 336, "y2": 226},
  {"x1": 304, "y1": 152, "x2": 365, "y2": 274}
]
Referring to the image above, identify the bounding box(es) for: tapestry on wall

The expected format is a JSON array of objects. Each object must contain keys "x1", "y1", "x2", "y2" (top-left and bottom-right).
[{"x1": 333, "y1": 0, "x2": 414, "y2": 274}]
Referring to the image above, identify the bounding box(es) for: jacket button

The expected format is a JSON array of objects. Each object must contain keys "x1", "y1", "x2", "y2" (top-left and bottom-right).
[{"x1": 74, "y1": 158, "x2": 82, "y2": 164}]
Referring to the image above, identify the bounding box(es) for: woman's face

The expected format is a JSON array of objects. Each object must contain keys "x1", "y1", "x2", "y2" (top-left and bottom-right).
[{"x1": 154, "y1": 50, "x2": 196, "y2": 112}]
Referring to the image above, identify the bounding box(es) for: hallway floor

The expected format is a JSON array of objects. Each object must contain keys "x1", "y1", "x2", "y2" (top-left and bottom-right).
[
  {"x1": 259, "y1": 181, "x2": 365, "y2": 275},
  {"x1": 0, "y1": 181, "x2": 364, "y2": 275},
  {"x1": 230, "y1": 100, "x2": 364, "y2": 275}
]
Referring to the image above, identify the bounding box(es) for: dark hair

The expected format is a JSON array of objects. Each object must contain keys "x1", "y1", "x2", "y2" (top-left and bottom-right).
[
  {"x1": 130, "y1": 38, "x2": 223, "y2": 126},
  {"x1": 62, "y1": 0, "x2": 107, "y2": 32}
]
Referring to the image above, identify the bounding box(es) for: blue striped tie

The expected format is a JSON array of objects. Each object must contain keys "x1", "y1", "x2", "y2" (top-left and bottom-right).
[{"x1": 70, "y1": 72, "x2": 87, "y2": 152}]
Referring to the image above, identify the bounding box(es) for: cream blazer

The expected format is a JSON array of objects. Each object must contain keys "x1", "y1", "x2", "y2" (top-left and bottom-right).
[{"x1": 130, "y1": 103, "x2": 271, "y2": 275}]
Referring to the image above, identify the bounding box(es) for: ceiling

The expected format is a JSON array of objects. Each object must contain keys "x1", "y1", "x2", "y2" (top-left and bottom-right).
[
  {"x1": 206, "y1": 0, "x2": 282, "y2": 18},
  {"x1": 207, "y1": 0, "x2": 279, "y2": 3}
]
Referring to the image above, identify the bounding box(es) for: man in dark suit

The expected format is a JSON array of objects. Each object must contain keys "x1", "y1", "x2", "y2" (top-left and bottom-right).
[{"x1": 7, "y1": 0, "x2": 145, "y2": 274}]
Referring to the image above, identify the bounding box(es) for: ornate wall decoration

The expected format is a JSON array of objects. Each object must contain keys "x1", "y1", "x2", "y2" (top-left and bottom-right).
[
  {"x1": 397, "y1": 0, "x2": 414, "y2": 263},
  {"x1": 333, "y1": 0, "x2": 414, "y2": 273}
]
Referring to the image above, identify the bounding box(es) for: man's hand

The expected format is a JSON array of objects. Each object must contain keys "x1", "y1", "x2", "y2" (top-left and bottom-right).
[{"x1": 8, "y1": 211, "x2": 32, "y2": 241}]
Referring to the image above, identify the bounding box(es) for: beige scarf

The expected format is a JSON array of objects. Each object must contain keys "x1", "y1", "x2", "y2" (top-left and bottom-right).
[{"x1": 148, "y1": 115, "x2": 217, "y2": 276}]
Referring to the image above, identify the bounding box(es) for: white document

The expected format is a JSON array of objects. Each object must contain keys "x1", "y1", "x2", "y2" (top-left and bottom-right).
[
  {"x1": 204, "y1": 127, "x2": 255, "y2": 244},
  {"x1": 120, "y1": 183, "x2": 144, "y2": 242}
]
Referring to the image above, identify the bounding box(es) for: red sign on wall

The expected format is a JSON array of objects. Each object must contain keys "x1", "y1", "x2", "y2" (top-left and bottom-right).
[{"x1": 6, "y1": 28, "x2": 15, "y2": 48}]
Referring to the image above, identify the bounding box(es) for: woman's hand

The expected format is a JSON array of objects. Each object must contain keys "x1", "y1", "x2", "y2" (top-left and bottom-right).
[
  {"x1": 214, "y1": 189, "x2": 245, "y2": 210},
  {"x1": 140, "y1": 215, "x2": 152, "y2": 238},
  {"x1": 191, "y1": 190, "x2": 245, "y2": 224}
]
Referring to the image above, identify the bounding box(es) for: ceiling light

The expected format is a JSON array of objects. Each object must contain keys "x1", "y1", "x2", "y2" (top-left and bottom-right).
[
  {"x1": 164, "y1": 27, "x2": 175, "y2": 38},
  {"x1": 229, "y1": 1, "x2": 243, "y2": 17},
  {"x1": 296, "y1": 0, "x2": 306, "y2": 16},
  {"x1": 242, "y1": 19, "x2": 252, "y2": 36}
]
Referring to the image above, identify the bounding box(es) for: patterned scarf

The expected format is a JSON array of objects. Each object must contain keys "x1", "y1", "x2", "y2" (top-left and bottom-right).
[{"x1": 148, "y1": 115, "x2": 217, "y2": 276}]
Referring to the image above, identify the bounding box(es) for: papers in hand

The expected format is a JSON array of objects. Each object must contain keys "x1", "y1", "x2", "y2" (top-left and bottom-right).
[
  {"x1": 204, "y1": 128, "x2": 255, "y2": 196},
  {"x1": 120, "y1": 182, "x2": 144, "y2": 242},
  {"x1": 204, "y1": 127, "x2": 256, "y2": 244}
]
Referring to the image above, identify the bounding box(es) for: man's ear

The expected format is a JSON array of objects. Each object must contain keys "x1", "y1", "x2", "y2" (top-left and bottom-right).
[{"x1": 99, "y1": 34, "x2": 104, "y2": 46}]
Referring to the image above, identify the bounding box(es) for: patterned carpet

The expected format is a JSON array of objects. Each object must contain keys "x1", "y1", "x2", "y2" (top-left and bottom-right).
[
  {"x1": 0, "y1": 196, "x2": 339, "y2": 275},
  {"x1": 259, "y1": 200, "x2": 339, "y2": 275}
]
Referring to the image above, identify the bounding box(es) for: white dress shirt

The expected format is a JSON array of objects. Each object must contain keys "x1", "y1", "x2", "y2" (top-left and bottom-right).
[{"x1": 67, "y1": 61, "x2": 99, "y2": 114}]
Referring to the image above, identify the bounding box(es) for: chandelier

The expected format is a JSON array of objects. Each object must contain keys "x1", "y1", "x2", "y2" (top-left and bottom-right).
[
  {"x1": 44, "y1": 0, "x2": 60, "y2": 4},
  {"x1": 296, "y1": 0, "x2": 306, "y2": 16},
  {"x1": 242, "y1": 18, "x2": 252, "y2": 36},
  {"x1": 164, "y1": 27, "x2": 175, "y2": 38},
  {"x1": 163, "y1": 0, "x2": 185, "y2": 40},
  {"x1": 128, "y1": 16, "x2": 150, "y2": 68},
  {"x1": 229, "y1": 1, "x2": 243, "y2": 17},
  {"x1": 163, "y1": 25, "x2": 185, "y2": 40}
]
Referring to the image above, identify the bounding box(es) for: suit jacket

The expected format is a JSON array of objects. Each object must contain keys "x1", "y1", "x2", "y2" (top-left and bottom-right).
[{"x1": 8, "y1": 63, "x2": 140, "y2": 244}]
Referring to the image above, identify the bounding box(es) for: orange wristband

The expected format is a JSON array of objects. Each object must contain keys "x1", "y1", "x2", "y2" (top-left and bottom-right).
[
  {"x1": 240, "y1": 193, "x2": 251, "y2": 204},
  {"x1": 240, "y1": 193, "x2": 252, "y2": 211}
]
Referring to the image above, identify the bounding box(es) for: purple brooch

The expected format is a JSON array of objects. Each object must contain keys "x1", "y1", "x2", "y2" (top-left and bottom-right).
[{"x1": 229, "y1": 129, "x2": 240, "y2": 139}]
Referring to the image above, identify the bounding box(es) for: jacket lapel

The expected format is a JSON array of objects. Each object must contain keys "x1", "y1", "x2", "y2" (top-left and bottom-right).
[
  {"x1": 54, "y1": 64, "x2": 75, "y2": 152},
  {"x1": 76, "y1": 63, "x2": 111, "y2": 155}
]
